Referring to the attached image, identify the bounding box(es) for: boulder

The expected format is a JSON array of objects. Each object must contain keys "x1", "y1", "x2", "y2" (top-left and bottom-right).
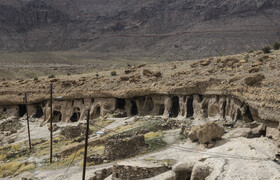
[
  {"x1": 143, "y1": 69, "x2": 162, "y2": 78},
  {"x1": 87, "y1": 154, "x2": 105, "y2": 165},
  {"x1": 188, "y1": 122, "x2": 224, "y2": 144},
  {"x1": 244, "y1": 74, "x2": 265, "y2": 86}
]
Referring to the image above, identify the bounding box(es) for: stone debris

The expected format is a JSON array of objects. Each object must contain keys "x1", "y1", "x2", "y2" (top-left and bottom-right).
[
  {"x1": 188, "y1": 122, "x2": 224, "y2": 144},
  {"x1": 61, "y1": 123, "x2": 85, "y2": 139},
  {"x1": 244, "y1": 73, "x2": 265, "y2": 86},
  {"x1": 142, "y1": 69, "x2": 162, "y2": 78}
]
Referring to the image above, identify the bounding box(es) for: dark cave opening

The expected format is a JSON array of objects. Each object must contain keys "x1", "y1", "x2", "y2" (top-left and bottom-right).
[
  {"x1": 19, "y1": 104, "x2": 27, "y2": 117},
  {"x1": 171, "y1": 96, "x2": 179, "y2": 117},
  {"x1": 187, "y1": 95, "x2": 194, "y2": 118},
  {"x1": 131, "y1": 100, "x2": 138, "y2": 116},
  {"x1": 116, "y1": 98, "x2": 126, "y2": 110}
]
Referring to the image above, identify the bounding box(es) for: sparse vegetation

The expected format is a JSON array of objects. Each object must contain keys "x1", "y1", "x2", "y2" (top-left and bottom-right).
[
  {"x1": 48, "y1": 74, "x2": 55, "y2": 79},
  {"x1": 273, "y1": 41, "x2": 280, "y2": 50},
  {"x1": 111, "y1": 71, "x2": 117, "y2": 76},
  {"x1": 0, "y1": 161, "x2": 35, "y2": 178},
  {"x1": 262, "y1": 46, "x2": 271, "y2": 54},
  {"x1": 145, "y1": 137, "x2": 167, "y2": 152},
  {"x1": 33, "y1": 77, "x2": 38, "y2": 81},
  {"x1": 248, "y1": 49, "x2": 254, "y2": 53}
]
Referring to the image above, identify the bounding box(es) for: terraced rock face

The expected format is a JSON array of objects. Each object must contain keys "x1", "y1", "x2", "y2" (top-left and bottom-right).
[
  {"x1": 0, "y1": 50, "x2": 280, "y2": 131},
  {"x1": 0, "y1": 0, "x2": 280, "y2": 59}
]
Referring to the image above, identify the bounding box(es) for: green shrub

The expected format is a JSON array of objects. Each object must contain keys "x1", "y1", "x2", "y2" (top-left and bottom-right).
[
  {"x1": 262, "y1": 46, "x2": 271, "y2": 54},
  {"x1": 273, "y1": 41, "x2": 280, "y2": 50},
  {"x1": 248, "y1": 49, "x2": 254, "y2": 53},
  {"x1": 48, "y1": 74, "x2": 55, "y2": 79},
  {"x1": 33, "y1": 77, "x2": 38, "y2": 81},
  {"x1": 111, "y1": 71, "x2": 117, "y2": 76}
]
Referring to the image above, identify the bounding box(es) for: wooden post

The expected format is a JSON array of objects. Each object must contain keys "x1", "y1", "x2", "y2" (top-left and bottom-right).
[
  {"x1": 25, "y1": 93, "x2": 32, "y2": 151},
  {"x1": 50, "y1": 84, "x2": 53, "y2": 164},
  {"x1": 82, "y1": 109, "x2": 90, "y2": 180}
]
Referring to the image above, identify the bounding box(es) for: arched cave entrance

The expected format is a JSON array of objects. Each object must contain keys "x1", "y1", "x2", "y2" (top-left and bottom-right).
[
  {"x1": 53, "y1": 111, "x2": 62, "y2": 122},
  {"x1": 19, "y1": 105, "x2": 27, "y2": 117},
  {"x1": 143, "y1": 97, "x2": 154, "y2": 113},
  {"x1": 70, "y1": 112, "x2": 80, "y2": 122},
  {"x1": 243, "y1": 106, "x2": 254, "y2": 122},
  {"x1": 159, "y1": 104, "x2": 165, "y2": 115},
  {"x1": 116, "y1": 98, "x2": 126, "y2": 110},
  {"x1": 171, "y1": 96, "x2": 179, "y2": 117},
  {"x1": 33, "y1": 105, "x2": 43, "y2": 118},
  {"x1": 187, "y1": 95, "x2": 194, "y2": 118},
  {"x1": 236, "y1": 109, "x2": 242, "y2": 121},
  {"x1": 91, "y1": 106, "x2": 101, "y2": 119},
  {"x1": 131, "y1": 100, "x2": 138, "y2": 116}
]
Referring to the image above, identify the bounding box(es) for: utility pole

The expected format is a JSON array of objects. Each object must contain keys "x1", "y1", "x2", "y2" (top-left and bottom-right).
[
  {"x1": 50, "y1": 84, "x2": 53, "y2": 164},
  {"x1": 25, "y1": 93, "x2": 32, "y2": 151},
  {"x1": 82, "y1": 109, "x2": 90, "y2": 180}
]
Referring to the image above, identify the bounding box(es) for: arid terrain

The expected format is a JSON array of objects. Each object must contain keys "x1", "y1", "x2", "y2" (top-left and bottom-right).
[
  {"x1": 0, "y1": 48, "x2": 280, "y2": 179},
  {"x1": 1, "y1": 0, "x2": 280, "y2": 179},
  {"x1": 0, "y1": 0, "x2": 280, "y2": 59}
]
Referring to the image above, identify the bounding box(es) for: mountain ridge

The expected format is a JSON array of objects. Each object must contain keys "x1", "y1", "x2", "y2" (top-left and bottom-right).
[{"x1": 0, "y1": 0, "x2": 280, "y2": 59}]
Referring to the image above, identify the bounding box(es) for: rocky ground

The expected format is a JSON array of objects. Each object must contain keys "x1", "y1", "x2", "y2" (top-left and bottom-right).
[
  {"x1": 1, "y1": 49, "x2": 280, "y2": 122},
  {"x1": 0, "y1": 114, "x2": 279, "y2": 180},
  {"x1": 0, "y1": 48, "x2": 280, "y2": 179}
]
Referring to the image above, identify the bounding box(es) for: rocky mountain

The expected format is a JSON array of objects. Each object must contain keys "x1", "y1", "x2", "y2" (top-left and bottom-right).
[{"x1": 0, "y1": 0, "x2": 280, "y2": 59}]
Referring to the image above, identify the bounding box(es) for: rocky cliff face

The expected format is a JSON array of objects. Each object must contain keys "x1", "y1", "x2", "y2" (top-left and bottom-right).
[{"x1": 0, "y1": 0, "x2": 280, "y2": 58}]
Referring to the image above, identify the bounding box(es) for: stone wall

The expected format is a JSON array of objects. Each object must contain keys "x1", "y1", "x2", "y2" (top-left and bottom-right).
[
  {"x1": 112, "y1": 163, "x2": 170, "y2": 180},
  {"x1": 104, "y1": 135, "x2": 145, "y2": 161}
]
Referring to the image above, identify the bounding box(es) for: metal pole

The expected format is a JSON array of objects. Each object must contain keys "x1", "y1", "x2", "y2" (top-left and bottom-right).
[
  {"x1": 82, "y1": 109, "x2": 90, "y2": 180},
  {"x1": 25, "y1": 93, "x2": 32, "y2": 151},
  {"x1": 50, "y1": 84, "x2": 53, "y2": 164}
]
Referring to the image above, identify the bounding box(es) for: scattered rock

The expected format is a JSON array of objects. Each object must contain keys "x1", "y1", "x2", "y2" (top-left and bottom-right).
[
  {"x1": 188, "y1": 122, "x2": 224, "y2": 144},
  {"x1": 200, "y1": 60, "x2": 211, "y2": 66},
  {"x1": 7, "y1": 138, "x2": 15, "y2": 144},
  {"x1": 143, "y1": 69, "x2": 162, "y2": 78},
  {"x1": 62, "y1": 123, "x2": 86, "y2": 139},
  {"x1": 87, "y1": 154, "x2": 105, "y2": 165},
  {"x1": 124, "y1": 69, "x2": 136, "y2": 74},
  {"x1": 113, "y1": 109, "x2": 127, "y2": 117},
  {"x1": 47, "y1": 123, "x2": 58, "y2": 132},
  {"x1": 244, "y1": 74, "x2": 265, "y2": 86}
]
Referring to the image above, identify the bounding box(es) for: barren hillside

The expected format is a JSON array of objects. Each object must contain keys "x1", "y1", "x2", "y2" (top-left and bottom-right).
[{"x1": 0, "y1": 0, "x2": 280, "y2": 59}]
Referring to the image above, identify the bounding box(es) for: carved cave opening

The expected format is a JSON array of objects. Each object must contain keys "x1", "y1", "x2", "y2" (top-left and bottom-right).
[
  {"x1": 19, "y1": 105, "x2": 27, "y2": 117},
  {"x1": 187, "y1": 95, "x2": 194, "y2": 118},
  {"x1": 171, "y1": 96, "x2": 179, "y2": 117},
  {"x1": 70, "y1": 112, "x2": 80, "y2": 122},
  {"x1": 159, "y1": 104, "x2": 165, "y2": 115},
  {"x1": 53, "y1": 111, "x2": 62, "y2": 122},
  {"x1": 116, "y1": 98, "x2": 126, "y2": 110},
  {"x1": 33, "y1": 105, "x2": 44, "y2": 118},
  {"x1": 131, "y1": 100, "x2": 138, "y2": 116}
]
